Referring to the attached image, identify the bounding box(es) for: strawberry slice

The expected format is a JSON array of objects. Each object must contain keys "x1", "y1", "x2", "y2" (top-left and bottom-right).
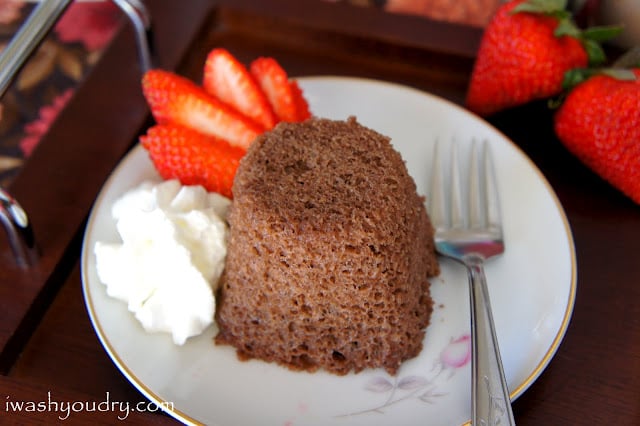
[
  {"x1": 140, "y1": 124, "x2": 246, "y2": 198},
  {"x1": 142, "y1": 69, "x2": 262, "y2": 150},
  {"x1": 290, "y1": 80, "x2": 311, "y2": 122},
  {"x1": 203, "y1": 48, "x2": 277, "y2": 130},
  {"x1": 250, "y1": 57, "x2": 311, "y2": 123}
]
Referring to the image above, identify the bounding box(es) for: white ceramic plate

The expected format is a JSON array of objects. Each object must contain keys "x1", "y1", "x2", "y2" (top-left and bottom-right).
[{"x1": 81, "y1": 77, "x2": 576, "y2": 426}]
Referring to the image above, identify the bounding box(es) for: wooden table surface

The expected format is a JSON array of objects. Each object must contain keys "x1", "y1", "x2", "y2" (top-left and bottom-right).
[{"x1": 1, "y1": 1, "x2": 639, "y2": 424}]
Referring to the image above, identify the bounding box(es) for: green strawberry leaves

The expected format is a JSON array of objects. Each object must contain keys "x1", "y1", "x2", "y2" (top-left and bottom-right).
[
  {"x1": 581, "y1": 26, "x2": 625, "y2": 42},
  {"x1": 581, "y1": 39, "x2": 608, "y2": 66},
  {"x1": 512, "y1": 0, "x2": 623, "y2": 66},
  {"x1": 511, "y1": 0, "x2": 568, "y2": 14},
  {"x1": 563, "y1": 68, "x2": 637, "y2": 89},
  {"x1": 550, "y1": 47, "x2": 638, "y2": 109},
  {"x1": 563, "y1": 45, "x2": 640, "y2": 90},
  {"x1": 579, "y1": 26, "x2": 624, "y2": 65},
  {"x1": 549, "y1": 66, "x2": 636, "y2": 108}
]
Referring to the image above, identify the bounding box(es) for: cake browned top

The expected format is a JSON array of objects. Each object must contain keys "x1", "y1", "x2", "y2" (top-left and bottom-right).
[{"x1": 233, "y1": 116, "x2": 425, "y2": 237}]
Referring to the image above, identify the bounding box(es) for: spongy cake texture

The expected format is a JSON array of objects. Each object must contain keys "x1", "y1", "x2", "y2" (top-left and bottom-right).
[{"x1": 215, "y1": 117, "x2": 440, "y2": 375}]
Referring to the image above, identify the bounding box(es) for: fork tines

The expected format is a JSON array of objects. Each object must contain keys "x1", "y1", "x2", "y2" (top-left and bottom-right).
[{"x1": 428, "y1": 139, "x2": 502, "y2": 234}]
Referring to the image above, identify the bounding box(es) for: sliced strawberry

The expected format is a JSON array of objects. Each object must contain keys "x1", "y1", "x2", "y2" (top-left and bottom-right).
[
  {"x1": 203, "y1": 48, "x2": 277, "y2": 130},
  {"x1": 250, "y1": 57, "x2": 311, "y2": 123},
  {"x1": 140, "y1": 124, "x2": 245, "y2": 198},
  {"x1": 142, "y1": 69, "x2": 262, "y2": 149},
  {"x1": 290, "y1": 80, "x2": 311, "y2": 122}
]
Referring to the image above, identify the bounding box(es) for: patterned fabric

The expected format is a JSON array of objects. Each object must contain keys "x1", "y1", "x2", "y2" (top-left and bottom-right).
[{"x1": 0, "y1": 1, "x2": 120, "y2": 188}]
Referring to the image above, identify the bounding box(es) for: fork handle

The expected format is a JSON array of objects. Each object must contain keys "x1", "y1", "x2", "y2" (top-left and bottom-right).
[{"x1": 466, "y1": 256, "x2": 516, "y2": 426}]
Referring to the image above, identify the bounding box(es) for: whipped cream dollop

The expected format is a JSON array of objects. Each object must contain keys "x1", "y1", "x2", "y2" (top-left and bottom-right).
[{"x1": 94, "y1": 179, "x2": 231, "y2": 345}]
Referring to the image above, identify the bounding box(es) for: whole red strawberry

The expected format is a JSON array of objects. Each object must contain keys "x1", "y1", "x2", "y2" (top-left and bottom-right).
[
  {"x1": 554, "y1": 69, "x2": 640, "y2": 204},
  {"x1": 465, "y1": 0, "x2": 614, "y2": 116},
  {"x1": 140, "y1": 124, "x2": 246, "y2": 198}
]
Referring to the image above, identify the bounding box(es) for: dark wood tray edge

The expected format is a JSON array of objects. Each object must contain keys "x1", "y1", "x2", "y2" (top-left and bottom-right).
[
  {"x1": 0, "y1": 0, "x2": 215, "y2": 371},
  {"x1": 219, "y1": 0, "x2": 482, "y2": 60}
]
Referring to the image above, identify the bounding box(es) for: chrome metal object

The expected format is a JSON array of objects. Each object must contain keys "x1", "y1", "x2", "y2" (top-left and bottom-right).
[
  {"x1": 0, "y1": 0, "x2": 72, "y2": 268},
  {"x1": 0, "y1": 1, "x2": 153, "y2": 268},
  {"x1": 112, "y1": 0, "x2": 154, "y2": 71},
  {"x1": 0, "y1": 187, "x2": 37, "y2": 268},
  {"x1": 0, "y1": 0, "x2": 72, "y2": 98},
  {"x1": 428, "y1": 140, "x2": 516, "y2": 426}
]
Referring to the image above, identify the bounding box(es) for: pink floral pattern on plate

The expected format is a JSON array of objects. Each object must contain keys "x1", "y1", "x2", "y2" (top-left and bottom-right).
[{"x1": 337, "y1": 334, "x2": 471, "y2": 417}]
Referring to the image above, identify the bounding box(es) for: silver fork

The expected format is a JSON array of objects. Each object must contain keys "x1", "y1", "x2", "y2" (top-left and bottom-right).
[{"x1": 428, "y1": 140, "x2": 516, "y2": 426}]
